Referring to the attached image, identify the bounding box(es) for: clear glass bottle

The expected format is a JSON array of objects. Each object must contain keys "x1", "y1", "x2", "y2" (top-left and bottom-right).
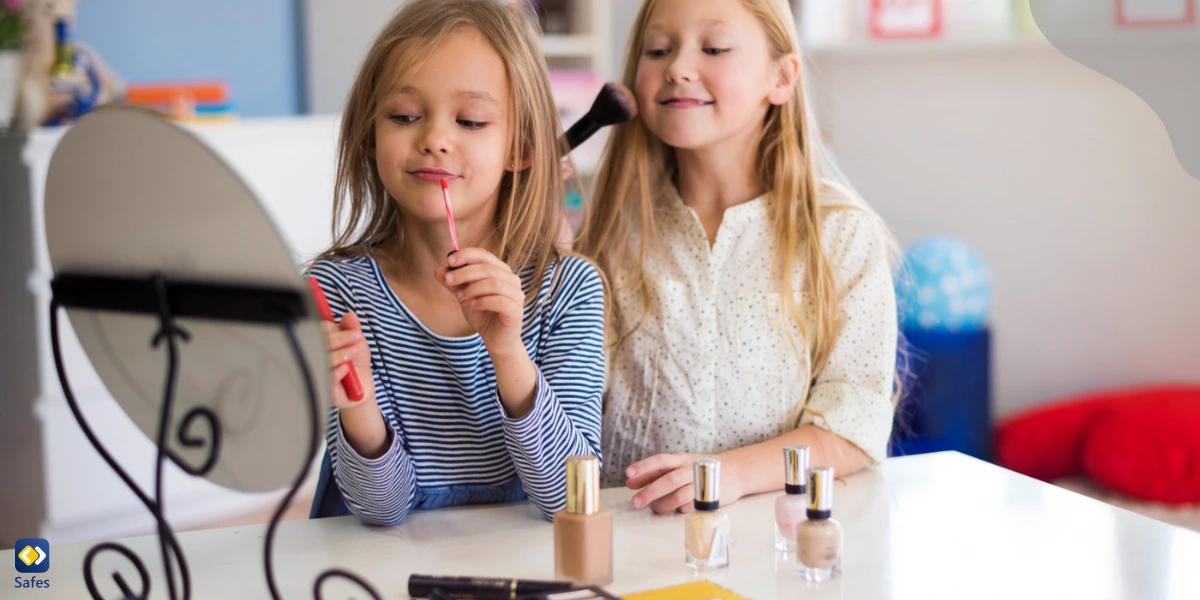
[
  {"x1": 684, "y1": 458, "x2": 730, "y2": 571},
  {"x1": 774, "y1": 445, "x2": 809, "y2": 552},
  {"x1": 796, "y1": 466, "x2": 842, "y2": 583},
  {"x1": 553, "y1": 455, "x2": 613, "y2": 586}
]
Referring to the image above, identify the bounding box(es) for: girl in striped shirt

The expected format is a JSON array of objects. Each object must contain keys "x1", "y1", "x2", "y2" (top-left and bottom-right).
[{"x1": 309, "y1": 0, "x2": 605, "y2": 526}]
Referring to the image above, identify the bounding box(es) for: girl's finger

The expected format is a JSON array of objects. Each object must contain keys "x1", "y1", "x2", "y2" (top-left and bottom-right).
[
  {"x1": 440, "y1": 263, "x2": 524, "y2": 302},
  {"x1": 464, "y1": 294, "x2": 520, "y2": 318},
  {"x1": 442, "y1": 262, "x2": 521, "y2": 291},
  {"x1": 332, "y1": 362, "x2": 351, "y2": 382},
  {"x1": 339, "y1": 311, "x2": 365, "y2": 334},
  {"x1": 456, "y1": 278, "x2": 502, "y2": 301},
  {"x1": 632, "y1": 464, "x2": 691, "y2": 509},
  {"x1": 328, "y1": 345, "x2": 357, "y2": 368},
  {"x1": 506, "y1": 268, "x2": 523, "y2": 290},
  {"x1": 456, "y1": 279, "x2": 522, "y2": 304},
  {"x1": 447, "y1": 247, "x2": 512, "y2": 272},
  {"x1": 326, "y1": 329, "x2": 361, "y2": 350},
  {"x1": 626, "y1": 454, "x2": 685, "y2": 489},
  {"x1": 650, "y1": 482, "x2": 694, "y2": 515},
  {"x1": 440, "y1": 263, "x2": 496, "y2": 287},
  {"x1": 330, "y1": 365, "x2": 351, "y2": 406}
]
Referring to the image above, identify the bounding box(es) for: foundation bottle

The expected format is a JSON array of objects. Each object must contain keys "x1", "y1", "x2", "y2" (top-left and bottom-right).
[
  {"x1": 796, "y1": 466, "x2": 842, "y2": 582},
  {"x1": 774, "y1": 445, "x2": 810, "y2": 552},
  {"x1": 684, "y1": 458, "x2": 730, "y2": 571},
  {"x1": 553, "y1": 455, "x2": 613, "y2": 586}
]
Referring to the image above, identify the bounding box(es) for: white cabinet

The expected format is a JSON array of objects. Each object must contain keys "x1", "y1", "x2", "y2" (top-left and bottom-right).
[{"x1": 18, "y1": 115, "x2": 339, "y2": 543}]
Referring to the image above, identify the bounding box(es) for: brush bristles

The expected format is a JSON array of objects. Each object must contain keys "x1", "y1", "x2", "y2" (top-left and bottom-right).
[{"x1": 589, "y1": 82, "x2": 638, "y2": 127}]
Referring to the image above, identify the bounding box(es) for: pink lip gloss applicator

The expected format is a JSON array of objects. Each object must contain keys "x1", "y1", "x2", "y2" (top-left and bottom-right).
[{"x1": 441, "y1": 179, "x2": 460, "y2": 254}]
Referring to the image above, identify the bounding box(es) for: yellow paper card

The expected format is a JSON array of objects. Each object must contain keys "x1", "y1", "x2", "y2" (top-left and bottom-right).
[{"x1": 621, "y1": 580, "x2": 750, "y2": 600}]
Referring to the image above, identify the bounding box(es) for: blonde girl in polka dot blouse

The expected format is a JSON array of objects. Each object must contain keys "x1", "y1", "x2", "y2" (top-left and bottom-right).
[{"x1": 576, "y1": 0, "x2": 901, "y2": 513}]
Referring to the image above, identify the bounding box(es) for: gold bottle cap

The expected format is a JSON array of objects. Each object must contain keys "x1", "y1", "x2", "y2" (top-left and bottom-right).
[
  {"x1": 565, "y1": 455, "x2": 600, "y2": 515},
  {"x1": 807, "y1": 466, "x2": 835, "y2": 518},
  {"x1": 693, "y1": 458, "x2": 720, "y2": 510},
  {"x1": 783, "y1": 445, "x2": 810, "y2": 491}
]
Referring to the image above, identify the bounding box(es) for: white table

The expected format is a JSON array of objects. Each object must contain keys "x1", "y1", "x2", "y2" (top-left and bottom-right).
[{"x1": 6, "y1": 452, "x2": 1200, "y2": 599}]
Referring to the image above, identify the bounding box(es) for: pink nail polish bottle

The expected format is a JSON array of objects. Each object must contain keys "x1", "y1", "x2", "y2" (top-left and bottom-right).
[{"x1": 774, "y1": 445, "x2": 809, "y2": 552}]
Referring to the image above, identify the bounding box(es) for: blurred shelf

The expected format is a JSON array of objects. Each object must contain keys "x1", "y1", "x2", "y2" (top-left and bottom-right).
[
  {"x1": 805, "y1": 33, "x2": 1054, "y2": 60},
  {"x1": 804, "y1": 28, "x2": 1200, "y2": 61},
  {"x1": 541, "y1": 34, "x2": 597, "y2": 57}
]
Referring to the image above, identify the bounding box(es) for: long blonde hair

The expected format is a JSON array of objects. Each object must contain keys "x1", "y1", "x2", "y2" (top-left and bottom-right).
[
  {"x1": 318, "y1": 0, "x2": 568, "y2": 297},
  {"x1": 578, "y1": 0, "x2": 892, "y2": 386}
]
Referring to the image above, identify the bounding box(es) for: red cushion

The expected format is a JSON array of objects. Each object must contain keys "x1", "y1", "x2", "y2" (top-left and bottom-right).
[
  {"x1": 994, "y1": 390, "x2": 1127, "y2": 481},
  {"x1": 1080, "y1": 388, "x2": 1200, "y2": 504}
]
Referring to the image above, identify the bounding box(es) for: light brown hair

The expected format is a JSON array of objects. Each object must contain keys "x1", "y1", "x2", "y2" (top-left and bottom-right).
[{"x1": 317, "y1": 0, "x2": 570, "y2": 298}]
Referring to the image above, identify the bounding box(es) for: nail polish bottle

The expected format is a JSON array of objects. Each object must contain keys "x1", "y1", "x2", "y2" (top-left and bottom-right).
[
  {"x1": 684, "y1": 458, "x2": 730, "y2": 571},
  {"x1": 553, "y1": 455, "x2": 613, "y2": 586},
  {"x1": 796, "y1": 466, "x2": 842, "y2": 583},
  {"x1": 774, "y1": 445, "x2": 809, "y2": 552}
]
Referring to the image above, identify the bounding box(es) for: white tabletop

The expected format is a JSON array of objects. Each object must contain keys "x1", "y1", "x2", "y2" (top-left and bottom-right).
[{"x1": 7, "y1": 451, "x2": 1200, "y2": 599}]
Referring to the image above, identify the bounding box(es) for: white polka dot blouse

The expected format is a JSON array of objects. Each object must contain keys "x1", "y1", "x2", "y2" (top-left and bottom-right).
[{"x1": 601, "y1": 185, "x2": 899, "y2": 487}]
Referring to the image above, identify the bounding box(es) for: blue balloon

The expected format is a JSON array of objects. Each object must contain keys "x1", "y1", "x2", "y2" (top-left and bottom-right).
[{"x1": 896, "y1": 236, "x2": 993, "y2": 333}]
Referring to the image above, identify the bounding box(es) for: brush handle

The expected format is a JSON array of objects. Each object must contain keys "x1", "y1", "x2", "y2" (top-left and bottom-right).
[
  {"x1": 308, "y1": 277, "x2": 366, "y2": 402},
  {"x1": 563, "y1": 115, "x2": 600, "y2": 153}
]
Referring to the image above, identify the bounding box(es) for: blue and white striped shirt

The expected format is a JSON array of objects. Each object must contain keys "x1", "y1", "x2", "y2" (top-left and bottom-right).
[{"x1": 310, "y1": 251, "x2": 606, "y2": 526}]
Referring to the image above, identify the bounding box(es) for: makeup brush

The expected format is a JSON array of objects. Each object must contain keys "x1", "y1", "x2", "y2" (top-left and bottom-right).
[{"x1": 560, "y1": 82, "x2": 638, "y2": 154}]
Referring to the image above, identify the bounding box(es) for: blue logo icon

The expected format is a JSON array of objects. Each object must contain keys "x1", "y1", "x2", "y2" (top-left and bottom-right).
[{"x1": 15, "y1": 539, "x2": 49, "y2": 574}]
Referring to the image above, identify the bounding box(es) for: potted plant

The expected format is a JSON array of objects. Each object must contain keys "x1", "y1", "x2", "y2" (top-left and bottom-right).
[{"x1": 0, "y1": 0, "x2": 27, "y2": 131}]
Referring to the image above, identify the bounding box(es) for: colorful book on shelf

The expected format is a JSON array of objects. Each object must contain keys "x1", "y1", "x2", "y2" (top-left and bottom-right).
[
  {"x1": 125, "y1": 81, "x2": 230, "y2": 105},
  {"x1": 123, "y1": 81, "x2": 237, "y2": 122}
]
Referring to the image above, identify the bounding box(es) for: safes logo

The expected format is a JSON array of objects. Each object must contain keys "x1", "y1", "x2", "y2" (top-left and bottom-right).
[
  {"x1": 14, "y1": 539, "x2": 48, "y2": 574},
  {"x1": 13, "y1": 538, "x2": 50, "y2": 591}
]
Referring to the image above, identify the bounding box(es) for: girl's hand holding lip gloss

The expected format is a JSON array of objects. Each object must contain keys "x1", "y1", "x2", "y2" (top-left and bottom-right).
[
  {"x1": 435, "y1": 247, "x2": 527, "y2": 360},
  {"x1": 309, "y1": 278, "x2": 373, "y2": 407},
  {"x1": 432, "y1": 177, "x2": 522, "y2": 354},
  {"x1": 432, "y1": 177, "x2": 536, "y2": 419}
]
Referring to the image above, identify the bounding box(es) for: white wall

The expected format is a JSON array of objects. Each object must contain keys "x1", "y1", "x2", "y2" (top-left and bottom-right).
[
  {"x1": 610, "y1": 0, "x2": 639, "y2": 76},
  {"x1": 304, "y1": 0, "x2": 405, "y2": 114},
  {"x1": 810, "y1": 45, "x2": 1200, "y2": 416}
]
